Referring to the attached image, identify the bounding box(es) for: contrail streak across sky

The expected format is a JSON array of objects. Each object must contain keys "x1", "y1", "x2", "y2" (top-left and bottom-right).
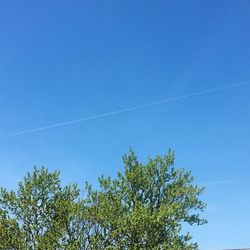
[
  {"x1": 203, "y1": 179, "x2": 236, "y2": 187},
  {"x1": 9, "y1": 80, "x2": 250, "y2": 136}
]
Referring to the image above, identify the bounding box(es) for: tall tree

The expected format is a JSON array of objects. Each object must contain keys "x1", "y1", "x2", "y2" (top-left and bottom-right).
[
  {"x1": 0, "y1": 167, "x2": 83, "y2": 250},
  {"x1": 0, "y1": 150, "x2": 206, "y2": 249},
  {"x1": 85, "y1": 150, "x2": 206, "y2": 249}
]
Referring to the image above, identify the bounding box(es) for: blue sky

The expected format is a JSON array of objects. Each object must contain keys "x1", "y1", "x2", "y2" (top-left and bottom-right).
[{"x1": 0, "y1": 1, "x2": 250, "y2": 249}]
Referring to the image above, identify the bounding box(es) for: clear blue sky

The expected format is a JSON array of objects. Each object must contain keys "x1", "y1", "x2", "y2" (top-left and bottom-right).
[{"x1": 0, "y1": 1, "x2": 249, "y2": 249}]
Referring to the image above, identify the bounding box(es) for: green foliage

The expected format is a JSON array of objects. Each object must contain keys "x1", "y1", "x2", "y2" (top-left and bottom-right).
[
  {"x1": 85, "y1": 150, "x2": 206, "y2": 249},
  {"x1": 0, "y1": 150, "x2": 206, "y2": 249},
  {"x1": 0, "y1": 167, "x2": 83, "y2": 249}
]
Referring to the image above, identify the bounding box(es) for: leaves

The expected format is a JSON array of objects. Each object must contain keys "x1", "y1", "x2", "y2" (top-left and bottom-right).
[{"x1": 0, "y1": 150, "x2": 206, "y2": 249}]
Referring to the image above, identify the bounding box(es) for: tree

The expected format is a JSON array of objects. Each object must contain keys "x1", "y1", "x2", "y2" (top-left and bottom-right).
[
  {"x1": 0, "y1": 150, "x2": 206, "y2": 249},
  {"x1": 85, "y1": 150, "x2": 206, "y2": 249},
  {"x1": 0, "y1": 167, "x2": 84, "y2": 250}
]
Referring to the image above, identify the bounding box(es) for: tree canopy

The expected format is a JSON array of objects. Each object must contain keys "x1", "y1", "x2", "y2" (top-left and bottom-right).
[{"x1": 0, "y1": 150, "x2": 206, "y2": 249}]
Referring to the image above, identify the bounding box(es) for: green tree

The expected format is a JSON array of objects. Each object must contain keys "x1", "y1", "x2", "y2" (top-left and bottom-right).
[
  {"x1": 0, "y1": 150, "x2": 206, "y2": 249},
  {"x1": 85, "y1": 150, "x2": 206, "y2": 249},
  {"x1": 0, "y1": 167, "x2": 85, "y2": 250}
]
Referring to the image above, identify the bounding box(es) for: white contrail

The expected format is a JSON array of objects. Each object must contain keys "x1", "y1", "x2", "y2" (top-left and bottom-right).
[
  {"x1": 204, "y1": 179, "x2": 235, "y2": 187},
  {"x1": 9, "y1": 80, "x2": 250, "y2": 136}
]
